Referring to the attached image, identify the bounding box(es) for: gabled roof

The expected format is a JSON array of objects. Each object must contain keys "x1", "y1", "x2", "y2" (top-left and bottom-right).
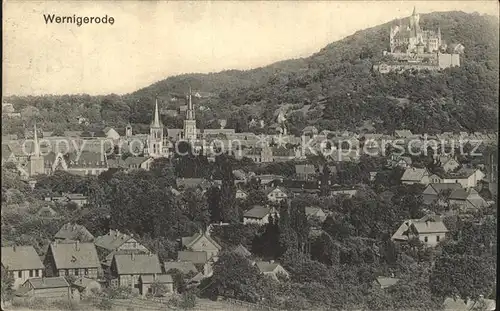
[
  {"x1": 25, "y1": 277, "x2": 69, "y2": 289},
  {"x1": 49, "y1": 241, "x2": 100, "y2": 269},
  {"x1": 177, "y1": 251, "x2": 209, "y2": 264},
  {"x1": 1, "y1": 246, "x2": 44, "y2": 270},
  {"x1": 94, "y1": 229, "x2": 134, "y2": 251},
  {"x1": 232, "y1": 244, "x2": 252, "y2": 257},
  {"x1": 449, "y1": 188, "x2": 478, "y2": 200},
  {"x1": 255, "y1": 261, "x2": 286, "y2": 274},
  {"x1": 181, "y1": 231, "x2": 222, "y2": 251},
  {"x1": 375, "y1": 276, "x2": 399, "y2": 288},
  {"x1": 163, "y1": 261, "x2": 198, "y2": 274},
  {"x1": 427, "y1": 183, "x2": 462, "y2": 194},
  {"x1": 401, "y1": 167, "x2": 429, "y2": 181},
  {"x1": 392, "y1": 215, "x2": 448, "y2": 240},
  {"x1": 243, "y1": 206, "x2": 273, "y2": 219},
  {"x1": 305, "y1": 207, "x2": 324, "y2": 216},
  {"x1": 54, "y1": 223, "x2": 94, "y2": 242},
  {"x1": 102, "y1": 249, "x2": 148, "y2": 266},
  {"x1": 113, "y1": 253, "x2": 162, "y2": 275}
]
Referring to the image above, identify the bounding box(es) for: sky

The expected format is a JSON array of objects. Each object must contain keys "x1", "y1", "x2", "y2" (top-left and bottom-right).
[{"x1": 3, "y1": 1, "x2": 499, "y2": 96}]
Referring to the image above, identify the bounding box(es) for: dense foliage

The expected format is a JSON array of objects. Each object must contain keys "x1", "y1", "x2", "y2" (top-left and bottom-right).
[{"x1": 3, "y1": 12, "x2": 498, "y2": 137}]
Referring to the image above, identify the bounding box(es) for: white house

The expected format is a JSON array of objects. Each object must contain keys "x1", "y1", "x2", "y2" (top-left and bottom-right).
[
  {"x1": 243, "y1": 206, "x2": 278, "y2": 226},
  {"x1": 401, "y1": 167, "x2": 431, "y2": 185},
  {"x1": 265, "y1": 187, "x2": 288, "y2": 203},
  {"x1": 391, "y1": 215, "x2": 448, "y2": 247},
  {"x1": 1, "y1": 246, "x2": 44, "y2": 289}
]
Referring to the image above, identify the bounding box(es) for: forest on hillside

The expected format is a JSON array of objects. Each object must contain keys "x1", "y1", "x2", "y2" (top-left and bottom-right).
[{"x1": 3, "y1": 11, "x2": 499, "y2": 137}]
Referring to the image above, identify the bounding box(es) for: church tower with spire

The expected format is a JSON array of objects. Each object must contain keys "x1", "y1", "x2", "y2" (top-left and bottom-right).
[
  {"x1": 148, "y1": 98, "x2": 164, "y2": 158},
  {"x1": 183, "y1": 87, "x2": 197, "y2": 141},
  {"x1": 29, "y1": 123, "x2": 45, "y2": 176}
]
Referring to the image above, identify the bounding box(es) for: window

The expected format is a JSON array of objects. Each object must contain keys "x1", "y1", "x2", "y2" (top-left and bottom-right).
[
  {"x1": 436, "y1": 235, "x2": 440, "y2": 242},
  {"x1": 424, "y1": 237, "x2": 428, "y2": 243},
  {"x1": 65, "y1": 269, "x2": 69, "y2": 276},
  {"x1": 29, "y1": 270, "x2": 33, "y2": 277},
  {"x1": 84, "y1": 269, "x2": 89, "y2": 275},
  {"x1": 35, "y1": 270, "x2": 39, "y2": 277},
  {"x1": 75, "y1": 269, "x2": 79, "y2": 276},
  {"x1": 18, "y1": 271, "x2": 22, "y2": 278}
]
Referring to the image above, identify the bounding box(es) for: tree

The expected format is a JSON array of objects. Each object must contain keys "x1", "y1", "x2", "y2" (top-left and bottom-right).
[
  {"x1": 217, "y1": 154, "x2": 238, "y2": 223},
  {"x1": 319, "y1": 164, "x2": 331, "y2": 196},
  {"x1": 1, "y1": 266, "x2": 14, "y2": 303}
]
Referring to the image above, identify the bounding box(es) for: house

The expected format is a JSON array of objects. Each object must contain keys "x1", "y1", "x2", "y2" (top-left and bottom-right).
[
  {"x1": 447, "y1": 168, "x2": 485, "y2": 188},
  {"x1": 14, "y1": 277, "x2": 70, "y2": 301},
  {"x1": 394, "y1": 130, "x2": 413, "y2": 139},
  {"x1": 44, "y1": 240, "x2": 101, "y2": 279},
  {"x1": 448, "y1": 188, "x2": 488, "y2": 212},
  {"x1": 235, "y1": 189, "x2": 248, "y2": 200},
  {"x1": 37, "y1": 206, "x2": 58, "y2": 218},
  {"x1": 1, "y1": 246, "x2": 44, "y2": 289},
  {"x1": 163, "y1": 261, "x2": 198, "y2": 275},
  {"x1": 330, "y1": 186, "x2": 358, "y2": 198},
  {"x1": 54, "y1": 223, "x2": 94, "y2": 242},
  {"x1": 401, "y1": 167, "x2": 430, "y2": 185},
  {"x1": 244, "y1": 146, "x2": 273, "y2": 163},
  {"x1": 391, "y1": 215, "x2": 448, "y2": 247},
  {"x1": 295, "y1": 164, "x2": 316, "y2": 180},
  {"x1": 243, "y1": 205, "x2": 278, "y2": 226},
  {"x1": 71, "y1": 276, "x2": 101, "y2": 297},
  {"x1": 387, "y1": 154, "x2": 413, "y2": 168},
  {"x1": 443, "y1": 296, "x2": 496, "y2": 311},
  {"x1": 107, "y1": 157, "x2": 154, "y2": 171},
  {"x1": 50, "y1": 151, "x2": 109, "y2": 176},
  {"x1": 94, "y1": 229, "x2": 148, "y2": 253},
  {"x1": 434, "y1": 155, "x2": 460, "y2": 172},
  {"x1": 45, "y1": 193, "x2": 88, "y2": 207},
  {"x1": 181, "y1": 231, "x2": 222, "y2": 259},
  {"x1": 421, "y1": 183, "x2": 462, "y2": 205},
  {"x1": 305, "y1": 207, "x2": 327, "y2": 222},
  {"x1": 139, "y1": 274, "x2": 174, "y2": 297},
  {"x1": 232, "y1": 244, "x2": 252, "y2": 257},
  {"x1": 177, "y1": 251, "x2": 214, "y2": 276},
  {"x1": 110, "y1": 253, "x2": 162, "y2": 294},
  {"x1": 369, "y1": 172, "x2": 378, "y2": 182},
  {"x1": 373, "y1": 276, "x2": 399, "y2": 289},
  {"x1": 265, "y1": 186, "x2": 288, "y2": 203},
  {"x1": 254, "y1": 261, "x2": 289, "y2": 281}
]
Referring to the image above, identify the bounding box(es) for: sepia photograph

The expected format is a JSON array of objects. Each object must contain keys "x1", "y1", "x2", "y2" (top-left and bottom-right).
[{"x1": 1, "y1": 1, "x2": 499, "y2": 310}]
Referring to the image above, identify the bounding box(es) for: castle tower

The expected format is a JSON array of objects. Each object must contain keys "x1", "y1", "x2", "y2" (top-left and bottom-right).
[
  {"x1": 183, "y1": 87, "x2": 197, "y2": 141},
  {"x1": 148, "y1": 99, "x2": 164, "y2": 158},
  {"x1": 28, "y1": 122, "x2": 44, "y2": 176}
]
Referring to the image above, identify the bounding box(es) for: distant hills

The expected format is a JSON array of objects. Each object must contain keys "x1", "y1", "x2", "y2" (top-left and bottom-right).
[{"x1": 3, "y1": 11, "x2": 499, "y2": 136}]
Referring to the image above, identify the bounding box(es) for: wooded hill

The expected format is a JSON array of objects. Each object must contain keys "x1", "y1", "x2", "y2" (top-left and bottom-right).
[{"x1": 4, "y1": 11, "x2": 499, "y2": 136}]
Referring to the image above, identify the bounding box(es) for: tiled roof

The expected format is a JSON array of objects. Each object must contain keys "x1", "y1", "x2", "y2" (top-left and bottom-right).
[
  {"x1": 232, "y1": 244, "x2": 252, "y2": 257},
  {"x1": 428, "y1": 183, "x2": 462, "y2": 194},
  {"x1": 177, "y1": 251, "x2": 208, "y2": 264},
  {"x1": 181, "y1": 232, "x2": 222, "y2": 251},
  {"x1": 255, "y1": 261, "x2": 282, "y2": 273},
  {"x1": 113, "y1": 253, "x2": 162, "y2": 275},
  {"x1": 26, "y1": 277, "x2": 69, "y2": 289},
  {"x1": 411, "y1": 219, "x2": 448, "y2": 234},
  {"x1": 375, "y1": 276, "x2": 400, "y2": 288},
  {"x1": 401, "y1": 168, "x2": 428, "y2": 181},
  {"x1": 449, "y1": 188, "x2": 477, "y2": 200},
  {"x1": 1, "y1": 246, "x2": 44, "y2": 270},
  {"x1": 163, "y1": 261, "x2": 198, "y2": 274},
  {"x1": 54, "y1": 223, "x2": 94, "y2": 242},
  {"x1": 243, "y1": 206, "x2": 272, "y2": 219},
  {"x1": 49, "y1": 241, "x2": 100, "y2": 269},
  {"x1": 66, "y1": 151, "x2": 108, "y2": 168},
  {"x1": 140, "y1": 274, "x2": 173, "y2": 284},
  {"x1": 94, "y1": 229, "x2": 133, "y2": 251},
  {"x1": 102, "y1": 249, "x2": 148, "y2": 266}
]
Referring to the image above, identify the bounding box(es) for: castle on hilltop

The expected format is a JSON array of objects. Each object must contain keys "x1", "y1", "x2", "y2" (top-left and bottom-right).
[
  {"x1": 374, "y1": 7, "x2": 462, "y2": 74},
  {"x1": 390, "y1": 7, "x2": 444, "y2": 54}
]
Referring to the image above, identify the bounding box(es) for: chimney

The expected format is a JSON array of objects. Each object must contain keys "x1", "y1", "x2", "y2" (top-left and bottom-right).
[{"x1": 75, "y1": 240, "x2": 80, "y2": 251}]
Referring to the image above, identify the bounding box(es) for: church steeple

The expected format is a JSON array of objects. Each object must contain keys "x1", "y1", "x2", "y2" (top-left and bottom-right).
[
  {"x1": 152, "y1": 98, "x2": 162, "y2": 128},
  {"x1": 33, "y1": 122, "x2": 40, "y2": 157},
  {"x1": 186, "y1": 87, "x2": 195, "y2": 120}
]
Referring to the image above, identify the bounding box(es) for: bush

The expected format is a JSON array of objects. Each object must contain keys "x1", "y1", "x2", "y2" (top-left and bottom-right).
[{"x1": 95, "y1": 298, "x2": 113, "y2": 310}]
